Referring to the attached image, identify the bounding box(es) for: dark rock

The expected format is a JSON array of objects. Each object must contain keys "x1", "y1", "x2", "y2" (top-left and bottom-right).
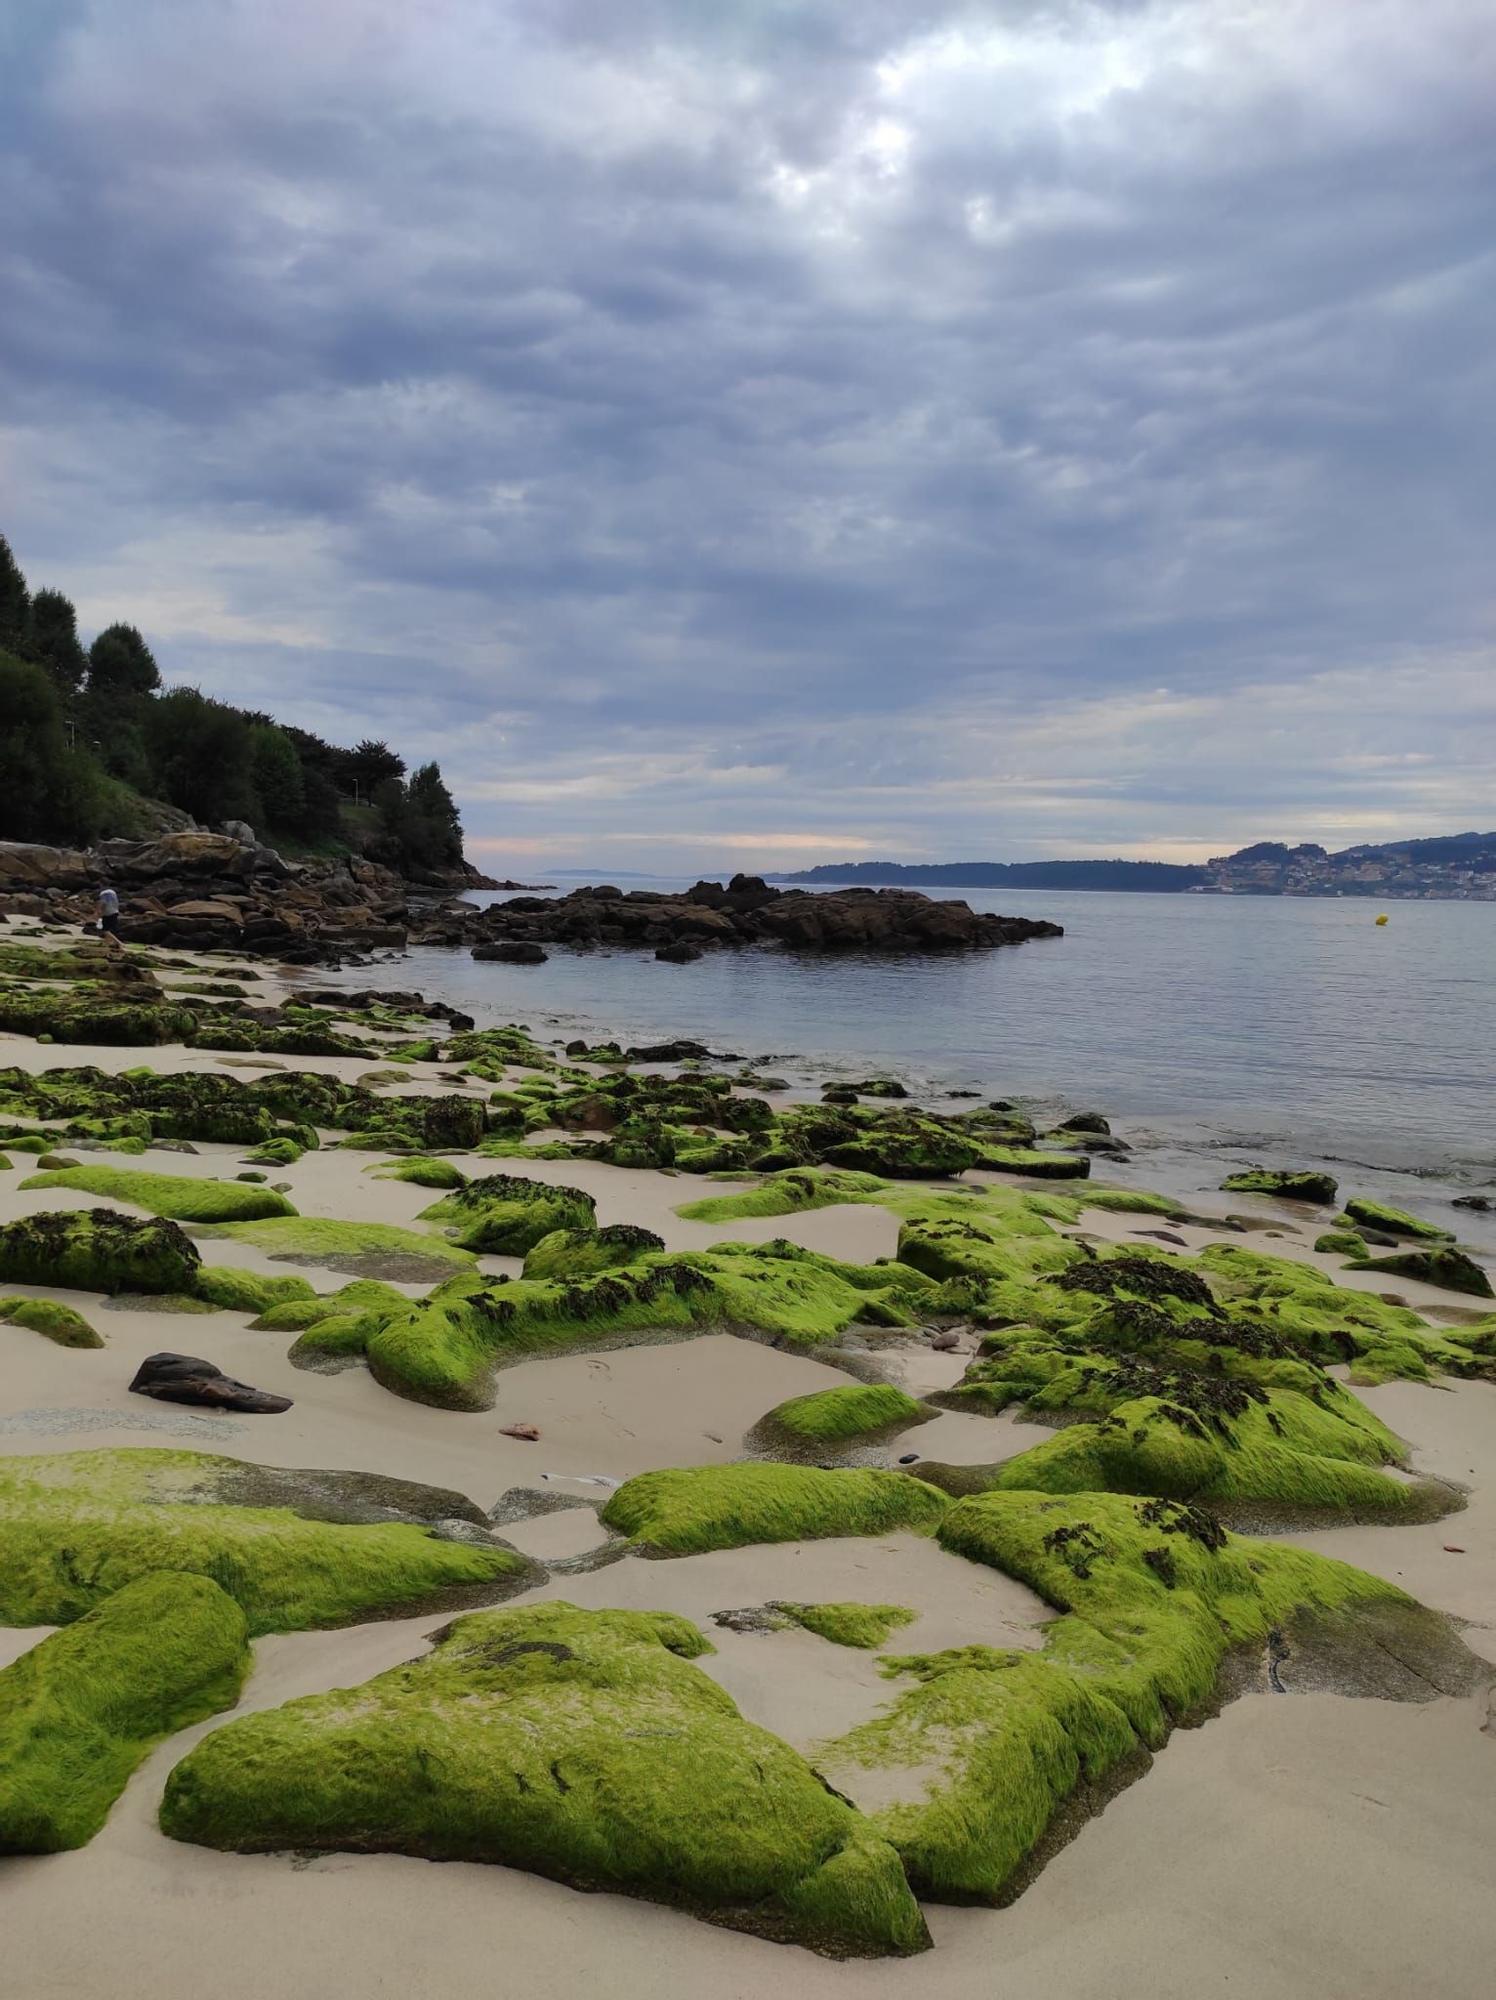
[
  {"x1": 1452, "y1": 1195, "x2": 1494, "y2": 1212},
  {"x1": 128, "y1": 1352, "x2": 293, "y2": 1414},
  {"x1": 472, "y1": 940, "x2": 548, "y2": 965},
  {"x1": 623, "y1": 1040, "x2": 715, "y2": 1063},
  {"x1": 1058, "y1": 1111, "x2": 1111, "y2": 1135},
  {"x1": 654, "y1": 942, "x2": 703, "y2": 963}
]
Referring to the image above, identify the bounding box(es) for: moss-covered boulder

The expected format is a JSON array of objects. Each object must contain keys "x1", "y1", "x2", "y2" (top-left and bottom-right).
[
  {"x1": 675, "y1": 1168, "x2": 887, "y2": 1224},
  {"x1": 0, "y1": 1449, "x2": 535, "y2": 1633},
  {"x1": 975, "y1": 1146, "x2": 1091, "y2": 1179},
  {"x1": 520, "y1": 1223, "x2": 666, "y2": 1279},
  {"x1": 759, "y1": 1382, "x2": 928, "y2": 1444},
  {"x1": 1358, "y1": 1245, "x2": 1493, "y2": 1299},
  {"x1": 420, "y1": 1174, "x2": 598, "y2": 1255},
  {"x1": 0, "y1": 1571, "x2": 250, "y2": 1852},
  {"x1": 160, "y1": 1602, "x2": 929, "y2": 1957},
  {"x1": 600, "y1": 1463, "x2": 949, "y2": 1555},
  {"x1": 20, "y1": 1163, "x2": 297, "y2": 1223},
  {"x1": 1220, "y1": 1168, "x2": 1338, "y2": 1204},
  {"x1": 0, "y1": 1208, "x2": 202, "y2": 1295},
  {"x1": 1343, "y1": 1197, "x2": 1451, "y2": 1241},
  {"x1": 0, "y1": 1295, "x2": 103, "y2": 1348},
  {"x1": 336, "y1": 1243, "x2": 927, "y2": 1409},
  {"x1": 819, "y1": 1491, "x2": 1444, "y2": 1903}
]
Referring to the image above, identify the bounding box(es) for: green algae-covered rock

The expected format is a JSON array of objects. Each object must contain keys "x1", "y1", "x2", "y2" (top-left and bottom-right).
[
  {"x1": 0, "y1": 1572, "x2": 249, "y2": 1853},
  {"x1": 1359, "y1": 1244, "x2": 1493, "y2": 1298},
  {"x1": 0, "y1": 1449, "x2": 534, "y2": 1633},
  {"x1": 600, "y1": 1463, "x2": 950, "y2": 1555},
  {"x1": 0, "y1": 1295, "x2": 102, "y2": 1348},
  {"x1": 198, "y1": 1214, "x2": 475, "y2": 1283},
  {"x1": 0, "y1": 1208, "x2": 202, "y2": 1295},
  {"x1": 369, "y1": 1155, "x2": 469, "y2": 1189},
  {"x1": 675, "y1": 1167, "x2": 888, "y2": 1224},
  {"x1": 975, "y1": 1146, "x2": 1091, "y2": 1179},
  {"x1": 160, "y1": 1602, "x2": 930, "y2": 1958},
  {"x1": 20, "y1": 1163, "x2": 297, "y2": 1223},
  {"x1": 420, "y1": 1173, "x2": 597, "y2": 1254},
  {"x1": 356, "y1": 1243, "x2": 927, "y2": 1409},
  {"x1": 251, "y1": 1277, "x2": 413, "y2": 1332},
  {"x1": 1220, "y1": 1167, "x2": 1338, "y2": 1204},
  {"x1": 818, "y1": 1491, "x2": 1432, "y2": 1903},
  {"x1": 193, "y1": 1266, "x2": 318, "y2": 1315},
  {"x1": 783, "y1": 1602, "x2": 916, "y2": 1649},
  {"x1": 521, "y1": 1223, "x2": 666, "y2": 1279},
  {"x1": 1198, "y1": 1242, "x2": 1489, "y2": 1383},
  {"x1": 760, "y1": 1382, "x2": 928, "y2": 1444},
  {"x1": 1342, "y1": 1196, "x2": 1451, "y2": 1241},
  {"x1": 1315, "y1": 1228, "x2": 1370, "y2": 1260}
]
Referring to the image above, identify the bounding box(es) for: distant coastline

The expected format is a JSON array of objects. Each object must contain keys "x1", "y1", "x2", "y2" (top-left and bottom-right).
[{"x1": 767, "y1": 831, "x2": 1496, "y2": 902}]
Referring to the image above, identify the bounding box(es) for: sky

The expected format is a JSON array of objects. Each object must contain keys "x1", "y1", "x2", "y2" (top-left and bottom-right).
[{"x1": 2, "y1": 1, "x2": 1492, "y2": 875}]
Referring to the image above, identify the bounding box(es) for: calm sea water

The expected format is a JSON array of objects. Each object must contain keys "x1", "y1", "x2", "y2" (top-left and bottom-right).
[{"x1": 347, "y1": 883, "x2": 1496, "y2": 1232}]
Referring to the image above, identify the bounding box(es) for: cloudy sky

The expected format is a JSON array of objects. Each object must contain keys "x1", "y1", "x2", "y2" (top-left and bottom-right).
[{"x1": 3, "y1": 1, "x2": 1492, "y2": 873}]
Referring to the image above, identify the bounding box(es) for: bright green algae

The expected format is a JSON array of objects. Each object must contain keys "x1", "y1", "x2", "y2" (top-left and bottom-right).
[
  {"x1": 784, "y1": 1603, "x2": 917, "y2": 1649},
  {"x1": 600, "y1": 1463, "x2": 950, "y2": 1555},
  {"x1": 0, "y1": 1572, "x2": 249, "y2": 1852},
  {"x1": 368, "y1": 1156, "x2": 469, "y2": 1189},
  {"x1": 521, "y1": 1223, "x2": 667, "y2": 1278},
  {"x1": 939, "y1": 1252, "x2": 1455, "y2": 1519},
  {"x1": 293, "y1": 1241, "x2": 930, "y2": 1410},
  {"x1": 675, "y1": 1168, "x2": 888, "y2": 1223},
  {"x1": 160, "y1": 1602, "x2": 930, "y2": 1958},
  {"x1": 20, "y1": 1162, "x2": 297, "y2": 1222},
  {"x1": 1342, "y1": 1197, "x2": 1451, "y2": 1241},
  {"x1": 420, "y1": 1173, "x2": 597, "y2": 1254},
  {"x1": 819, "y1": 1491, "x2": 1414, "y2": 1902},
  {"x1": 0, "y1": 1449, "x2": 531, "y2": 1633},
  {"x1": 761, "y1": 1382, "x2": 928, "y2": 1443},
  {"x1": 195, "y1": 1215, "x2": 475, "y2": 1282},
  {"x1": 0, "y1": 1295, "x2": 102, "y2": 1347}
]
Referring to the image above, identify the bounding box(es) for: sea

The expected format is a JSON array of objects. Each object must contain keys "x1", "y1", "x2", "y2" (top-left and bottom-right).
[{"x1": 338, "y1": 882, "x2": 1496, "y2": 1249}]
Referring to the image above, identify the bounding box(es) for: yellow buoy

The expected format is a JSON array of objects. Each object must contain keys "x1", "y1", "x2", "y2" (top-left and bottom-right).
[{"x1": 1375, "y1": 913, "x2": 1389, "y2": 926}]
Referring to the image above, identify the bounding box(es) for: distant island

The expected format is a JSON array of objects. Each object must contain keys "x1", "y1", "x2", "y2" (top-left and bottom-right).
[{"x1": 769, "y1": 832, "x2": 1496, "y2": 901}]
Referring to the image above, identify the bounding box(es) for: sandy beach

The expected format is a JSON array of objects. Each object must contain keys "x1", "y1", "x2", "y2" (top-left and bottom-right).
[{"x1": 1, "y1": 932, "x2": 1493, "y2": 2000}]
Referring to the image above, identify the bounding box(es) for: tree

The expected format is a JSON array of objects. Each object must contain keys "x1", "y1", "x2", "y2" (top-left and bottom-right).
[
  {"x1": 29, "y1": 588, "x2": 89, "y2": 698},
  {"x1": 344, "y1": 738, "x2": 406, "y2": 798},
  {"x1": 144, "y1": 688, "x2": 257, "y2": 824},
  {"x1": 0, "y1": 535, "x2": 29, "y2": 657},
  {"x1": 406, "y1": 760, "x2": 463, "y2": 869},
  {"x1": 87, "y1": 623, "x2": 161, "y2": 698},
  {"x1": 0, "y1": 650, "x2": 106, "y2": 843},
  {"x1": 249, "y1": 723, "x2": 306, "y2": 830}
]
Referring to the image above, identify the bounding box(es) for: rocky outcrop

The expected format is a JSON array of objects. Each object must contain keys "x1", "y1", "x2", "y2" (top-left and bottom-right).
[
  {"x1": 443, "y1": 874, "x2": 1061, "y2": 960},
  {"x1": 0, "y1": 834, "x2": 412, "y2": 962}
]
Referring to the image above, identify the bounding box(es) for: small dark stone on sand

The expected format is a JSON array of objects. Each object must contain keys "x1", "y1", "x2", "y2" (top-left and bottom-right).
[{"x1": 129, "y1": 1352, "x2": 293, "y2": 1414}]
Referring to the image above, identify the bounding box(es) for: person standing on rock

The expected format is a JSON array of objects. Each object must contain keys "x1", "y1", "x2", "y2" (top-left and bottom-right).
[{"x1": 96, "y1": 882, "x2": 123, "y2": 956}]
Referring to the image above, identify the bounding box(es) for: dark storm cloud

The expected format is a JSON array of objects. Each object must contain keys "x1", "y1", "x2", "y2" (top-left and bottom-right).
[{"x1": 2, "y1": 1, "x2": 1492, "y2": 868}]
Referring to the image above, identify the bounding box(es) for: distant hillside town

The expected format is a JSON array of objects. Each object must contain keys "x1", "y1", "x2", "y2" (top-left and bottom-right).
[
  {"x1": 1200, "y1": 833, "x2": 1496, "y2": 899},
  {"x1": 772, "y1": 831, "x2": 1496, "y2": 900}
]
